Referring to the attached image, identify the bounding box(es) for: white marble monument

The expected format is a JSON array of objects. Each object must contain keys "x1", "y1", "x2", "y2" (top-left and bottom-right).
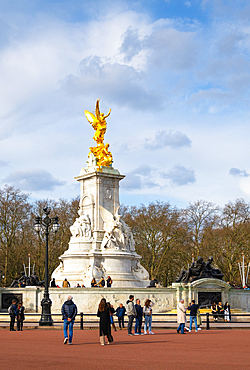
[{"x1": 52, "y1": 100, "x2": 149, "y2": 287}]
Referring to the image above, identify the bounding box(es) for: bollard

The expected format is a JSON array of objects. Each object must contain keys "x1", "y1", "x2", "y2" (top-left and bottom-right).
[
  {"x1": 206, "y1": 312, "x2": 210, "y2": 330},
  {"x1": 80, "y1": 312, "x2": 84, "y2": 330}
]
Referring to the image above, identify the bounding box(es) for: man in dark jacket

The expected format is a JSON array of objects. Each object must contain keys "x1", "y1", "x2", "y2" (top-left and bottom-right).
[
  {"x1": 61, "y1": 295, "x2": 78, "y2": 344},
  {"x1": 134, "y1": 299, "x2": 143, "y2": 335},
  {"x1": 8, "y1": 299, "x2": 17, "y2": 331},
  {"x1": 188, "y1": 299, "x2": 199, "y2": 332},
  {"x1": 115, "y1": 303, "x2": 126, "y2": 329}
]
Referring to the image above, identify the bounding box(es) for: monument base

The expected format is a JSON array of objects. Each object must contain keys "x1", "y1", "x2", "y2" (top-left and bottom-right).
[{"x1": 2, "y1": 279, "x2": 250, "y2": 314}]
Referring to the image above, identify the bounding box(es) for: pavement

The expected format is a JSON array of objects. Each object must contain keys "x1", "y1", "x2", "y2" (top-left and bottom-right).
[{"x1": 1, "y1": 328, "x2": 250, "y2": 369}]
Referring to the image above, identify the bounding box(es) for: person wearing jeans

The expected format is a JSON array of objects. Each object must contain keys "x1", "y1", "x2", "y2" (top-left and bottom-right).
[
  {"x1": 143, "y1": 299, "x2": 154, "y2": 334},
  {"x1": 135, "y1": 299, "x2": 143, "y2": 335},
  {"x1": 188, "y1": 299, "x2": 199, "y2": 332},
  {"x1": 126, "y1": 295, "x2": 137, "y2": 335},
  {"x1": 61, "y1": 295, "x2": 78, "y2": 344},
  {"x1": 177, "y1": 299, "x2": 186, "y2": 334}
]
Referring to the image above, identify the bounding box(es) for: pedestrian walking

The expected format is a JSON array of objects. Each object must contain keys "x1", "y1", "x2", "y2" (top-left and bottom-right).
[
  {"x1": 143, "y1": 299, "x2": 154, "y2": 334},
  {"x1": 61, "y1": 295, "x2": 77, "y2": 345},
  {"x1": 17, "y1": 302, "x2": 25, "y2": 331},
  {"x1": 115, "y1": 303, "x2": 126, "y2": 329},
  {"x1": 97, "y1": 298, "x2": 113, "y2": 345},
  {"x1": 126, "y1": 295, "x2": 137, "y2": 336},
  {"x1": 177, "y1": 299, "x2": 187, "y2": 334},
  {"x1": 8, "y1": 299, "x2": 17, "y2": 331},
  {"x1": 135, "y1": 299, "x2": 143, "y2": 335},
  {"x1": 188, "y1": 300, "x2": 199, "y2": 332}
]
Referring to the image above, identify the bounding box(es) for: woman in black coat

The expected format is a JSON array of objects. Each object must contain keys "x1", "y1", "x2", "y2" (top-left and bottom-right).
[{"x1": 97, "y1": 298, "x2": 113, "y2": 345}]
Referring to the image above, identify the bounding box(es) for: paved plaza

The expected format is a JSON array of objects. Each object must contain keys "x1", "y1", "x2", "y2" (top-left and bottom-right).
[{"x1": 1, "y1": 329, "x2": 250, "y2": 369}]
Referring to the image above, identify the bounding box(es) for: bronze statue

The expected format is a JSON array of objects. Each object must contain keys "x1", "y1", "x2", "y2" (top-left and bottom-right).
[{"x1": 176, "y1": 256, "x2": 223, "y2": 283}]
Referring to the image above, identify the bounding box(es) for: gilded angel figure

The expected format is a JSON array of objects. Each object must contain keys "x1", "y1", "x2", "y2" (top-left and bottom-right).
[{"x1": 84, "y1": 99, "x2": 113, "y2": 167}]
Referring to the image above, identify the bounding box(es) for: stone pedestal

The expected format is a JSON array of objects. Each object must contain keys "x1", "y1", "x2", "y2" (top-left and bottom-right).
[{"x1": 52, "y1": 155, "x2": 149, "y2": 287}]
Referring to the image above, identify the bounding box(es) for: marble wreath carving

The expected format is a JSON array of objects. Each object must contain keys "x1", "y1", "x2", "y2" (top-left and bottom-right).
[
  {"x1": 176, "y1": 256, "x2": 224, "y2": 283},
  {"x1": 99, "y1": 206, "x2": 135, "y2": 251}
]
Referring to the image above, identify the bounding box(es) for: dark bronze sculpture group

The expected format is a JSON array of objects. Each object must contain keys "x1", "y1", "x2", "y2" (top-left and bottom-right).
[
  {"x1": 176, "y1": 256, "x2": 224, "y2": 283},
  {"x1": 10, "y1": 271, "x2": 45, "y2": 287}
]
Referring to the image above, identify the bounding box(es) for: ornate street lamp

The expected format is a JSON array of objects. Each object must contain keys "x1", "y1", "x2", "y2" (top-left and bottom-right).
[{"x1": 34, "y1": 207, "x2": 59, "y2": 326}]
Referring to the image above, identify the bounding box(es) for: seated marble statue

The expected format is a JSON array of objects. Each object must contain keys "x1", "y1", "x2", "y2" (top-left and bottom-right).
[{"x1": 176, "y1": 257, "x2": 205, "y2": 283}]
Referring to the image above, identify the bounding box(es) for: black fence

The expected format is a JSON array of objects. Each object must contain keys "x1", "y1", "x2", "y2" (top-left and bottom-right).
[{"x1": 1, "y1": 312, "x2": 250, "y2": 329}]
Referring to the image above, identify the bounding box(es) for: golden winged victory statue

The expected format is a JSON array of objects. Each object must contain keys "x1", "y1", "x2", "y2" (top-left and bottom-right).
[{"x1": 84, "y1": 99, "x2": 113, "y2": 168}]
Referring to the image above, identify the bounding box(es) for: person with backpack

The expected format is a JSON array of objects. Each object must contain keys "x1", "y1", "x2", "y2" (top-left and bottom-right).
[{"x1": 8, "y1": 299, "x2": 17, "y2": 331}]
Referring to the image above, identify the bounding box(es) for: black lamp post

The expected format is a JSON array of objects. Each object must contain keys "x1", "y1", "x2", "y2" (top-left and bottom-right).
[{"x1": 34, "y1": 207, "x2": 59, "y2": 326}]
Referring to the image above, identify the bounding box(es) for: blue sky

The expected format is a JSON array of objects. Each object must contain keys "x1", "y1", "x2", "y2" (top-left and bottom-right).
[{"x1": 1, "y1": 0, "x2": 250, "y2": 209}]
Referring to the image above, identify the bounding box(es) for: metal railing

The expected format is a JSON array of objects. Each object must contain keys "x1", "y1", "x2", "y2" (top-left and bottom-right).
[{"x1": 1, "y1": 312, "x2": 250, "y2": 329}]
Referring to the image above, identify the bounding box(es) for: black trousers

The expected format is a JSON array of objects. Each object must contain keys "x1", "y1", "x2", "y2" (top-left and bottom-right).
[
  {"x1": 17, "y1": 320, "x2": 24, "y2": 331},
  {"x1": 118, "y1": 317, "x2": 124, "y2": 328},
  {"x1": 10, "y1": 315, "x2": 15, "y2": 330},
  {"x1": 127, "y1": 315, "x2": 135, "y2": 334}
]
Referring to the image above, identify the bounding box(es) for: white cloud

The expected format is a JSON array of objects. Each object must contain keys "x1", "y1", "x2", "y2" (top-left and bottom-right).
[
  {"x1": 229, "y1": 168, "x2": 250, "y2": 177},
  {"x1": 161, "y1": 165, "x2": 196, "y2": 186},
  {"x1": 2, "y1": 169, "x2": 66, "y2": 191},
  {"x1": 145, "y1": 130, "x2": 192, "y2": 149},
  {"x1": 61, "y1": 56, "x2": 163, "y2": 109}
]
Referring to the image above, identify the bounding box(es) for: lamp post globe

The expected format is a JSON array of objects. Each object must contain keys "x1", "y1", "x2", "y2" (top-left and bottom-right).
[{"x1": 34, "y1": 207, "x2": 59, "y2": 326}]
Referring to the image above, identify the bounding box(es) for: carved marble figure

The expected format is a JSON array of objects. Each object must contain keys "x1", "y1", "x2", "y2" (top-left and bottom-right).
[
  {"x1": 70, "y1": 210, "x2": 92, "y2": 239},
  {"x1": 99, "y1": 206, "x2": 134, "y2": 251}
]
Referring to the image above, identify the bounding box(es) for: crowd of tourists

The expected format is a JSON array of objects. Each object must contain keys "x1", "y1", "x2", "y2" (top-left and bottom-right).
[
  {"x1": 7, "y1": 292, "x2": 231, "y2": 345},
  {"x1": 61, "y1": 294, "x2": 155, "y2": 345}
]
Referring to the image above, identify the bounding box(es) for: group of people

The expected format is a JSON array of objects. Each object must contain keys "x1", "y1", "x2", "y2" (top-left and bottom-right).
[
  {"x1": 54, "y1": 276, "x2": 113, "y2": 288},
  {"x1": 177, "y1": 299, "x2": 202, "y2": 334},
  {"x1": 211, "y1": 301, "x2": 231, "y2": 322},
  {"x1": 8, "y1": 300, "x2": 25, "y2": 331},
  {"x1": 61, "y1": 294, "x2": 155, "y2": 346},
  {"x1": 91, "y1": 276, "x2": 112, "y2": 288}
]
